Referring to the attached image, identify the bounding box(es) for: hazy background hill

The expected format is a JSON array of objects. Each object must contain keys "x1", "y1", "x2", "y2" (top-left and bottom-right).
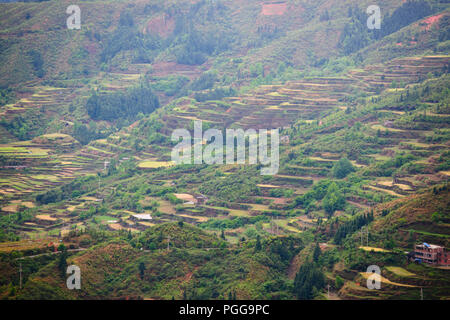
[{"x1": 0, "y1": 0, "x2": 448, "y2": 88}]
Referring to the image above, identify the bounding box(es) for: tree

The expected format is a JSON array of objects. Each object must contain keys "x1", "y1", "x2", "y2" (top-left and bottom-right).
[
  {"x1": 335, "y1": 275, "x2": 344, "y2": 290},
  {"x1": 86, "y1": 85, "x2": 159, "y2": 121},
  {"x1": 322, "y1": 182, "x2": 345, "y2": 216},
  {"x1": 408, "y1": 230, "x2": 416, "y2": 247},
  {"x1": 313, "y1": 243, "x2": 321, "y2": 262},
  {"x1": 255, "y1": 235, "x2": 262, "y2": 252},
  {"x1": 333, "y1": 213, "x2": 373, "y2": 245},
  {"x1": 432, "y1": 212, "x2": 443, "y2": 223},
  {"x1": 139, "y1": 262, "x2": 146, "y2": 280},
  {"x1": 384, "y1": 236, "x2": 396, "y2": 250},
  {"x1": 73, "y1": 121, "x2": 104, "y2": 145},
  {"x1": 293, "y1": 262, "x2": 325, "y2": 299},
  {"x1": 58, "y1": 248, "x2": 68, "y2": 278},
  {"x1": 28, "y1": 50, "x2": 44, "y2": 78},
  {"x1": 331, "y1": 157, "x2": 355, "y2": 179}
]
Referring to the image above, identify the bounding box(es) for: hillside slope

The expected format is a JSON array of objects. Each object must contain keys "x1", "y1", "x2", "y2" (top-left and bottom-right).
[{"x1": 0, "y1": 0, "x2": 449, "y2": 301}]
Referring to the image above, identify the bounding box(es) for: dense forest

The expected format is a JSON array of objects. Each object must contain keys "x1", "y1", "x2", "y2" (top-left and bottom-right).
[
  {"x1": 339, "y1": 0, "x2": 434, "y2": 54},
  {"x1": 100, "y1": 3, "x2": 235, "y2": 66},
  {"x1": 86, "y1": 84, "x2": 160, "y2": 121}
]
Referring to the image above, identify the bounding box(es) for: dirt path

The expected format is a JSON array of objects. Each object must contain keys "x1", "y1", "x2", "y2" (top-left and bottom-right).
[
  {"x1": 15, "y1": 248, "x2": 87, "y2": 260},
  {"x1": 347, "y1": 200, "x2": 371, "y2": 209}
]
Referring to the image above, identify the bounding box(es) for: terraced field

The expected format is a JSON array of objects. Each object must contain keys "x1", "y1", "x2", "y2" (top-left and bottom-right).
[
  {"x1": 0, "y1": 0, "x2": 449, "y2": 302},
  {"x1": 93, "y1": 58, "x2": 446, "y2": 233},
  {"x1": 339, "y1": 259, "x2": 450, "y2": 300},
  {"x1": 2, "y1": 54, "x2": 448, "y2": 240}
]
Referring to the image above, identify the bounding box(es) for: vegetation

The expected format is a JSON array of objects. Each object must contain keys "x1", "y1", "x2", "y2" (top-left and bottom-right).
[
  {"x1": 86, "y1": 84, "x2": 159, "y2": 121},
  {"x1": 0, "y1": 0, "x2": 449, "y2": 301}
]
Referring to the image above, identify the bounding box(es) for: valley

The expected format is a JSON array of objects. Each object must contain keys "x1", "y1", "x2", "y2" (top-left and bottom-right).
[{"x1": 0, "y1": 0, "x2": 449, "y2": 301}]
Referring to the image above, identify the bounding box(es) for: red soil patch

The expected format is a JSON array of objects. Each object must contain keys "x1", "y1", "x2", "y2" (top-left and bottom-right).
[
  {"x1": 185, "y1": 271, "x2": 194, "y2": 282},
  {"x1": 129, "y1": 120, "x2": 140, "y2": 129},
  {"x1": 261, "y1": 2, "x2": 287, "y2": 16},
  {"x1": 144, "y1": 14, "x2": 175, "y2": 38},
  {"x1": 319, "y1": 243, "x2": 334, "y2": 252},
  {"x1": 421, "y1": 14, "x2": 444, "y2": 31},
  {"x1": 273, "y1": 197, "x2": 289, "y2": 205}
]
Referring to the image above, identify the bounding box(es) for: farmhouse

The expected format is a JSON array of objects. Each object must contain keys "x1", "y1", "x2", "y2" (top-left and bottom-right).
[
  {"x1": 174, "y1": 193, "x2": 198, "y2": 205},
  {"x1": 413, "y1": 243, "x2": 450, "y2": 266},
  {"x1": 195, "y1": 194, "x2": 208, "y2": 204},
  {"x1": 131, "y1": 214, "x2": 153, "y2": 221}
]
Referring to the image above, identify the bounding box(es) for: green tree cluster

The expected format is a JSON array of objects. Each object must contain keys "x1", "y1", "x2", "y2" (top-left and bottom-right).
[{"x1": 86, "y1": 84, "x2": 159, "y2": 121}]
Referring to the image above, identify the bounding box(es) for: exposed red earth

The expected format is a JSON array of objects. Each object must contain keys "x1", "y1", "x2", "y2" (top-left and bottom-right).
[
  {"x1": 421, "y1": 13, "x2": 444, "y2": 31},
  {"x1": 144, "y1": 14, "x2": 175, "y2": 38},
  {"x1": 261, "y1": 2, "x2": 287, "y2": 16}
]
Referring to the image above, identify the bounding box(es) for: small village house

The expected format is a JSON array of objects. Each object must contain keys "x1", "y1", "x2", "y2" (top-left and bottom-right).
[
  {"x1": 131, "y1": 213, "x2": 153, "y2": 222},
  {"x1": 413, "y1": 243, "x2": 450, "y2": 266}
]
